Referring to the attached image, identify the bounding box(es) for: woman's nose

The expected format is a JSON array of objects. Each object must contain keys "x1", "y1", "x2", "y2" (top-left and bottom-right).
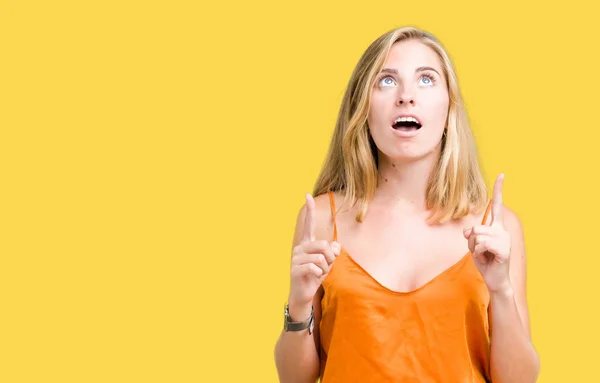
[{"x1": 397, "y1": 92, "x2": 415, "y2": 105}]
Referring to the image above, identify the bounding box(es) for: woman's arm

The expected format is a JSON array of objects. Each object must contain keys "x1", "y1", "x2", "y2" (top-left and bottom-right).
[
  {"x1": 274, "y1": 196, "x2": 333, "y2": 383},
  {"x1": 489, "y1": 206, "x2": 540, "y2": 383},
  {"x1": 274, "y1": 290, "x2": 323, "y2": 383}
]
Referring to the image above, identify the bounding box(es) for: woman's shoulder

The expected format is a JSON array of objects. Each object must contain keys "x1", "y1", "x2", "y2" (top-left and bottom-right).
[
  {"x1": 291, "y1": 191, "x2": 338, "y2": 245},
  {"x1": 451, "y1": 199, "x2": 491, "y2": 229},
  {"x1": 459, "y1": 199, "x2": 522, "y2": 231}
]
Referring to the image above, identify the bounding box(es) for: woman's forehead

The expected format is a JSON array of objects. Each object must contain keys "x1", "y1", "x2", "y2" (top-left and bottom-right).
[{"x1": 382, "y1": 40, "x2": 442, "y2": 71}]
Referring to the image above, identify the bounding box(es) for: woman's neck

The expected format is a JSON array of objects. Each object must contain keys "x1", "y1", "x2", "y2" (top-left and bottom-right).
[{"x1": 372, "y1": 152, "x2": 440, "y2": 211}]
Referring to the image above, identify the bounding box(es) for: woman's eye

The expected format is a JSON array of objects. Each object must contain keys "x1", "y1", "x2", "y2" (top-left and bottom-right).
[
  {"x1": 420, "y1": 76, "x2": 434, "y2": 85},
  {"x1": 380, "y1": 77, "x2": 396, "y2": 86}
]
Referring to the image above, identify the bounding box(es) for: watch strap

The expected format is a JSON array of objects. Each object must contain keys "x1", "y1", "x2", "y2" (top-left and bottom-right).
[{"x1": 284, "y1": 304, "x2": 314, "y2": 334}]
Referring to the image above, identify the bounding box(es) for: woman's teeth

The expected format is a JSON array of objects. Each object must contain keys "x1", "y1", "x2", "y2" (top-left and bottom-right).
[{"x1": 393, "y1": 117, "x2": 422, "y2": 130}]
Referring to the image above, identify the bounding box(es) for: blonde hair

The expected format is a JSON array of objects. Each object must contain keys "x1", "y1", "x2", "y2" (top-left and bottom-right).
[{"x1": 312, "y1": 26, "x2": 488, "y2": 223}]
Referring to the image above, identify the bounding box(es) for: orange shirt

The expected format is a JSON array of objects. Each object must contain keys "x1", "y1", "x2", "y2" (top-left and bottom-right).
[{"x1": 318, "y1": 191, "x2": 492, "y2": 382}]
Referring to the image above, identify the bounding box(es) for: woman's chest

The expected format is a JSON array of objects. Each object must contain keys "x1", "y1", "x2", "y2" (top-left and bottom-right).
[{"x1": 335, "y1": 215, "x2": 474, "y2": 294}]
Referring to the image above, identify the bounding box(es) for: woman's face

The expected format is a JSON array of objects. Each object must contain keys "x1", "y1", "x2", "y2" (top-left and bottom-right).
[{"x1": 368, "y1": 39, "x2": 450, "y2": 163}]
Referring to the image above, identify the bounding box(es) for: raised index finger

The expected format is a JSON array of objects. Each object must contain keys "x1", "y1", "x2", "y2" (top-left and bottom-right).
[
  {"x1": 303, "y1": 194, "x2": 316, "y2": 242},
  {"x1": 491, "y1": 173, "x2": 505, "y2": 225}
]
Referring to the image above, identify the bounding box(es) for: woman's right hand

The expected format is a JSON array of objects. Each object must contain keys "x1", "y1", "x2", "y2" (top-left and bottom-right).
[{"x1": 287, "y1": 194, "x2": 340, "y2": 320}]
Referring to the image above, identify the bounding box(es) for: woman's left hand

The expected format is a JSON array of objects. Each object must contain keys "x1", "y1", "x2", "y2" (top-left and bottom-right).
[{"x1": 463, "y1": 174, "x2": 513, "y2": 295}]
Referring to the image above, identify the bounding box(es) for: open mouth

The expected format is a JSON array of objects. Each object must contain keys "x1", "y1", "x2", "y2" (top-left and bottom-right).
[{"x1": 392, "y1": 116, "x2": 422, "y2": 131}]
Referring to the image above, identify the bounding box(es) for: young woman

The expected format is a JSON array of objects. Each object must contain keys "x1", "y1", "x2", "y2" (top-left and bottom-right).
[{"x1": 274, "y1": 26, "x2": 540, "y2": 383}]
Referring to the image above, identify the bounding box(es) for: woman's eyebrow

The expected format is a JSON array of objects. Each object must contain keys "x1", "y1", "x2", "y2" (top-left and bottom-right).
[{"x1": 381, "y1": 66, "x2": 441, "y2": 76}]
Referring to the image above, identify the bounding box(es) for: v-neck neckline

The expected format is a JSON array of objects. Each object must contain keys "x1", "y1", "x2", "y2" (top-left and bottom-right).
[{"x1": 339, "y1": 246, "x2": 473, "y2": 296}]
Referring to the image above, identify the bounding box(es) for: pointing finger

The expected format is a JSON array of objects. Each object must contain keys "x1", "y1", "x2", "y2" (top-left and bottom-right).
[
  {"x1": 491, "y1": 173, "x2": 505, "y2": 226},
  {"x1": 303, "y1": 194, "x2": 316, "y2": 242}
]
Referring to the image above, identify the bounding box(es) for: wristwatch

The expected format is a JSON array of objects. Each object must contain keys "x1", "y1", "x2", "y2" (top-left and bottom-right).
[{"x1": 284, "y1": 304, "x2": 314, "y2": 334}]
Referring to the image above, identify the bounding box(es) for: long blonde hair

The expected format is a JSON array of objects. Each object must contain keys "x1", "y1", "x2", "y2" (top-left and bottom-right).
[{"x1": 312, "y1": 26, "x2": 488, "y2": 223}]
